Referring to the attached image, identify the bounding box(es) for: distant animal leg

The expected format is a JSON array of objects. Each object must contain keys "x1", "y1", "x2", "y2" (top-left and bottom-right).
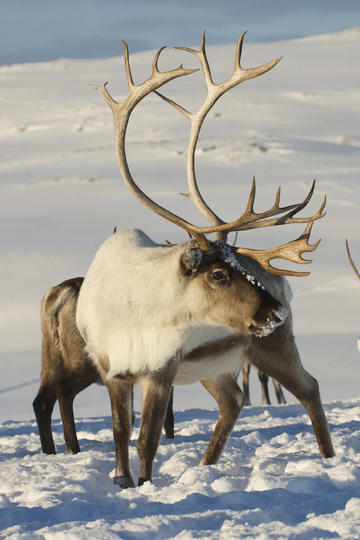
[
  {"x1": 273, "y1": 378, "x2": 286, "y2": 404},
  {"x1": 258, "y1": 370, "x2": 271, "y2": 405},
  {"x1": 248, "y1": 319, "x2": 335, "y2": 457},
  {"x1": 163, "y1": 386, "x2": 174, "y2": 438},
  {"x1": 57, "y1": 387, "x2": 79, "y2": 454},
  {"x1": 106, "y1": 378, "x2": 135, "y2": 488},
  {"x1": 200, "y1": 374, "x2": 245, "y2": 465},
  {"x1": 242, "y1": 360, "x2": 251, "y2": 406},
  {"x1": 57, "y1": 377, "x2": 95, "y2": 454}
]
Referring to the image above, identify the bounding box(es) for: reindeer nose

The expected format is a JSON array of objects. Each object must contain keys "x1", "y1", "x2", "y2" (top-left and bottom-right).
[{"x1": 248, "y1": 304, "x2": 288, "y2": 338}]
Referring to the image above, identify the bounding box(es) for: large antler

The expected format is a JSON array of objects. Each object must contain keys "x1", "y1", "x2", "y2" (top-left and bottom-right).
[
  {"x1": 155, "y1": 31, "x2": 282, "y2": 238},
  {"x1": 155, "y1": 32, "x2": 326, "y2": 276},
  {"x1": 346, "y1": 239, "x2": 360, "y2": 280}
]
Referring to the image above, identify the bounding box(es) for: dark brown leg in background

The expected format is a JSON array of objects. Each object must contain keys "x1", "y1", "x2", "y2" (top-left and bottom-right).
[
  {"x1": 57, "y1": 378, "x2": 94, "y2": 454},
  {"x1": 258, "y1": 370, "x2": 271, "y2": 405},
  {"x1": 242, "y1": 360, "x2": 251, "y2": 406},
  {"x1": 273, "y1": 378, "x2": 286, "y2": 404},
  {"x1": 163, "y1": 386, "x2": 174, "y2": 438},
  {"x1": 33, "y1": 382, "x2": 58, "y2": 454}
]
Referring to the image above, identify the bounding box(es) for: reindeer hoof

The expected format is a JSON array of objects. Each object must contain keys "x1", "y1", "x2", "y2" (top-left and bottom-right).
[
  {"x1": 113, "y1": 476, "x2": 134, "y2": 489},
  {"x1": 138, "y1": 477, "x2": 151, "y2": 486}
]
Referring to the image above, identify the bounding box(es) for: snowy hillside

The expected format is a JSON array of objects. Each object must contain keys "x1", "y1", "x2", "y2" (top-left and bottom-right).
[{"x1": 1, "y1": 26, "x2": 360, "y2": 538}]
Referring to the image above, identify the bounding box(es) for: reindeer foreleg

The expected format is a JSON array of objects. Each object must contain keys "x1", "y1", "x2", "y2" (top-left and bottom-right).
[
  {"x1": 137, "y1": 363, "x2": 177, "y2": 486},
  {"x1": 106, "y1": 378, "x2": 134, "y2": 488}
]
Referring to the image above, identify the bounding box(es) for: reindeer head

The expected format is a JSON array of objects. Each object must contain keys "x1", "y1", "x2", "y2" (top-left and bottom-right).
[
  {"x1": 92, "y1": 32, "x2": 325, "y2": 339},
  {"x1": 178, "y1": 239, "x2": 286, "y2": 337}
]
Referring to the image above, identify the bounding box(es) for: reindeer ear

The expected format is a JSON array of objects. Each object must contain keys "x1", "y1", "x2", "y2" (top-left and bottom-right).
[{"x1": 180, "y1": 247, "x2": 203, "y2": 276}]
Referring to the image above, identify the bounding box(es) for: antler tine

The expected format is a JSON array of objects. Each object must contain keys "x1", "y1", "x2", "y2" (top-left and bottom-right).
[
  {"x1": 346, "y1": 239, "x2": 360, "y2": 280},
  {"x1": 235, "y1": 33, "x2": 283, "y2": 82},
  {"x1": 235, "y1": 32, "x2": 246, "y2": 70},
  {"x1": 175, "y1": 31, "x2": 214, "y2": 88},
  {"x1": 243, "y1": 176, "x2": 257, "y2": 215},
  {"x1": 235, "y1": 222, "x2": 321, "y2": 277},
  {"x1": 276, "y1": 180, "x2": 315, "y2": 224},
  {"x1": 122, "y1": 41, "x2": 135, "y2": 89},
  {"x1": 152, "y1": 46, "x2": 166, "y2": 74}
]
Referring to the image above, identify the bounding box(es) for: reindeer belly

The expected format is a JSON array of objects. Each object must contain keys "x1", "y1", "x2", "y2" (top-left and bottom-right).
[{"x1": 173, "y1": 344, "x2": 243, "y2": 385}]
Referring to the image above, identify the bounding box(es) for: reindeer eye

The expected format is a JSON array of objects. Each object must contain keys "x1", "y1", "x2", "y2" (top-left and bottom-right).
[{"x1": 212, "y1": 271, "x2": 225, "y2": 280}]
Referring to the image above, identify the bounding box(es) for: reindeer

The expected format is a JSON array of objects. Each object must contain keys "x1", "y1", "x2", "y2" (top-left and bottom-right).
[
  {"x1": 33, "y1": 277, "x2": 176, "y2": 454},
  {"x1": 33, "y1": 274, "x2": 285, "y2": 453},
  {"x1": 75, "y1": 33, "x2": 334, "y2": 488},
  {"x1": 33, "y1": 272, "x2": 285, "y2": 455},
  {"x1": 346, "y1": 239, "x2": 360, "y2": 353}
]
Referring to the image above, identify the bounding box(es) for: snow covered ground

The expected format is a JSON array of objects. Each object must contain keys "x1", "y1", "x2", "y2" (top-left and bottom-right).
[
  {"x1": 1, "y1": 20, "x2": 360, "y2": 539},
  {"x1": 1, "y1": 399, "x2": 360, "y2": 538}
]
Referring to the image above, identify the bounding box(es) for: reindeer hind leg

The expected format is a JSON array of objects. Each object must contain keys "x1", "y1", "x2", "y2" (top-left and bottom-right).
[
  {"x1": 33, "y1": 381, "x2": 57, "y2": 454},
  {"x1": 200, "y1": 374, "x2": 244, "y2": 465},
  {"x1": 248, "y1": 321, "x2": 335, "y2": 458},
  {"x1": 57, "y1": 376, "x2": 95, "y2": 454}
]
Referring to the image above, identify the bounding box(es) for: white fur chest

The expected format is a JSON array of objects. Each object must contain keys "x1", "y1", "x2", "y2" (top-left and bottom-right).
[{"x1": 77, "y1": 229, "x2": 194, "y2": 377}]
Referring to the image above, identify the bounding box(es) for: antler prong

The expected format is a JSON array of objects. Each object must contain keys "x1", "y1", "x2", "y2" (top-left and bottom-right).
[
  {"x1": 243, "y1": 176, "x2": 256, "y2": 215},
  {"x1": 154, "y1": 90, "x2": 192, "y2": 119},
  {"x1": 346, "y1": 239, "x2": 360, "y2": 280},
  {"x1": 273, "y1": 186, "x2": 281, "y2": 208},
  {"x1": 235, "y1": 31, "x2": 247, "y2": 70},
  {"x1": 152, "y1": 46, "x2": 167, "y2": 74},
  {"x1": 277, "y1": 180, "x2": 316, "y2": 222},
  {"x1": 90, "y1": 82, "x2": 117, "y2": 109},
  {"x1": 241, "y1": 56, "x2": 283, "y2": 82},
  {"x1": 122, "y1": 41, "x2": 135, "y2": 89}
]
